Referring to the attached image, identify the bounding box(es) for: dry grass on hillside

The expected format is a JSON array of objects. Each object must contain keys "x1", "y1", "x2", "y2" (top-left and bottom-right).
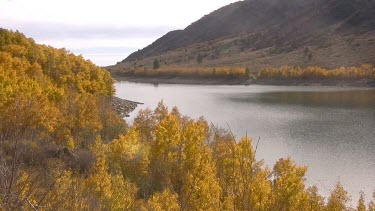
[{"x1": 111, "y1": 32, "x2": 375, "y2": 74}]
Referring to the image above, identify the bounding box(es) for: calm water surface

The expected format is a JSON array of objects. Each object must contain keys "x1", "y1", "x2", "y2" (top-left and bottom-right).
[{"x1": 116, "y1": 82, "x2": 375, "y2": 202}]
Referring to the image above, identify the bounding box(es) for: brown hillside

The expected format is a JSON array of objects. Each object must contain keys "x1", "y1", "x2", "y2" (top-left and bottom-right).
[{"x1": 109, "y1": 0, "x2": 375, "y2": 73}]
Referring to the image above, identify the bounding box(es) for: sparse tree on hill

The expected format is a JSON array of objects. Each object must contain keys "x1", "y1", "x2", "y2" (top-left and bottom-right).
[
  {"x1": 304, "y1": 47, "x2": 310, "y2": 55},
  {"x1": 308, "y1": 52, "x2": 313, "y2": 61},
  {"x1": 245, "y1": 67, "x2": 251, "y2": 79},
  {"x1": 212, "y1": 68, "x2": 217, "y2": 76},
  {"x1": 197, "y1": 53, "x2": 203, "y2": 64},
  {"x1": 153, "y1": 59, "x2": 160, "y2": 69}
]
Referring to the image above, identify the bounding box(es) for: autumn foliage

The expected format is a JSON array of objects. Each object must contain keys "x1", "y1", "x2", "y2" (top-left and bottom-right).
[
  {"x1": 258, "y1": 65, "x2": 375, "y2": 79},
  {"x1": 123, "y1": 66, "x2": 247, "y2": 79},
  {"x1": 0, "y1": 29, "x2": 125, "y2": 209},
  {"x1": 1, "y1": 29, "x2": 374, "y2": 210},
  {"x1": 118, "y1": 64, "x2": 375, "y2": 80}
]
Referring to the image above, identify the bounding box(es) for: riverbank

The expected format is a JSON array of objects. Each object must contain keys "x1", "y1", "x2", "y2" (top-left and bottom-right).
[
  {"x1": 115, "y1": 75, "x2": 375, "y2": 87},
  {"x1": 112, "y1": 97, "x2": 143, "y2": 117}
]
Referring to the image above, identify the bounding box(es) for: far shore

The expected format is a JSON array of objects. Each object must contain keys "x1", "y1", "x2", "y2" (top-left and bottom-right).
[{"x1": 114, "y1": 75, "x2": 375, "y2": 87}]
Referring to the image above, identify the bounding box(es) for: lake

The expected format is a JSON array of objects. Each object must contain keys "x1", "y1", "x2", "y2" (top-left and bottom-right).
[{"x1": 115, "y1": 81, "x2": 375, "y2": 202}]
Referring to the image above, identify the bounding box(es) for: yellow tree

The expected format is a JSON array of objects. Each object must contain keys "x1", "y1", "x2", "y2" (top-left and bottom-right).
[
  {"x1": 306, "y1": 185, "x2": 325, "y2": 211},
  {"x1": 134, "y1": 108, "x2": 156, "y2": 143},
  {"x1": 41, "y1": 170, "x2": 90, "y2": 210},
  {"x1": 154, "y1": 100, "x2": 169, "y2": 123},
  {"x1": 369, "y1": 192, "x2": 375, "y2": 211},
  {"x1": 86, "y1": 137, "x2": 113, "y2": 208},
  {"x1": 13, "y1": 163, "x2": 93, "y2": 210},
  {"x1": 210, "y1": 130, "x2": 238, "y2": 210},
  {"x1": 110, "y1": 175, "x2": 138, "y2": 211},
  {"x1": 271, "y1": 157, "x2": 309, "y2": 211},
  {"x1": 357, "y1": 191, "x2": 366, "y2": 211},
  {"x1": 326, "y1": 182, "x2": 350, "y2": 211},
  {"x1": 179, "y1": 119, "x2": 221, "y2": 210},
  {"x1": 109, "y1": 129, "x2": 150, "y2": 198},
  {"x1": 87, "y1": 136, "x2": 138, "y2": 210},
  {"x1": 147, "y1": 189, "x2": 180, "y2": 211},
  {"x1": 234, "y1": 136, "x2": 271, "y2": 210},
  {"x1": 150, "y1": 113, "x2": 181, "y2": 192}
]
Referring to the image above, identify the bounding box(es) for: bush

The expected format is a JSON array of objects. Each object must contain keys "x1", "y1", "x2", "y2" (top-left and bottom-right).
[{"x1": 153, "y1": 59, "x2": 160, "y2": 69}]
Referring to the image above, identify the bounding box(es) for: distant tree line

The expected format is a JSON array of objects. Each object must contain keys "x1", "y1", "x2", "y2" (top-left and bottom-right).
[{"x1": 119, "y1": 64, "x2": 375, "y2": 80}]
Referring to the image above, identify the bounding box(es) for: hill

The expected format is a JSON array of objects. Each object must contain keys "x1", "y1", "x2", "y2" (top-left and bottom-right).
[{"x1": 109, "y1": 0, "x2": 375, "y2": 73}]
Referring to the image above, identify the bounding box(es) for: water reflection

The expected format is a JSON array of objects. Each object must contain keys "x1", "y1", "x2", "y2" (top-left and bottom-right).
[{"x1": 228, "y1": 90, "x2": 375, "y2": 109}]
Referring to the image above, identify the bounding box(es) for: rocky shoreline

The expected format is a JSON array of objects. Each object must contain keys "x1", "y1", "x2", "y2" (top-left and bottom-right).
[{"x1": 112, "y1": 97, "x2": 143, "y2": 118}]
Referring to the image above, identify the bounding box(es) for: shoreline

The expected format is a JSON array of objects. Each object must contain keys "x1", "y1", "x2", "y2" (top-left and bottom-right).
[
  {"x1": 112, "y1": 97, "x2": 143, "y2": 117},
  {"x1": 114, "y1": 75, "x2": 375, "y2": 87}
]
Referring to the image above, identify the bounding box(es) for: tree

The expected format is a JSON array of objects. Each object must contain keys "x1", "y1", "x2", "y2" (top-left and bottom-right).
[
  {"x1": 212, "y1": 68, "x2": 217, "y2": 76},
  {"x1": 308, "y1": 52, "x2": 313, "y2": 61},
  {"x1": 271, "y1": 157, "x2": 309, "y2": 211},
  {"x1": 109, "y1": 129, "x2": 150, "y2": 198},
  {"x1": 307, "y1": 186, "x2": 325, "y2": 211},
  {"x1": 154, "y1": 100, "x2": 169, "y2": 123},
  {"x1": 150, "y1": 113, "x2": 181, "y2": 192},
  {"x1": 327, "y1": 182, "x2": 350, "y2": 211},
  {"x1": 134, "y1": 108, "x2": 156, "y2": 143},
  {"x1": 0, "y1": 28, "x2": 122, "y2": 210},
  {"x1": 196, "y1": 53, "x2": 203, "y2": 64},
  {"x1": 234, "y1": 136, "x2": 271, "y2": 210},
  {"x1": 245, "y1": 67, "x2": 251, "y2": 79},
  {"x1": 179, "y1": 119, "x2": 221, "y2": 210},
  {"x1": 147, "y1": 189, "x2": 180, "y2": 211},
  {"x1": 357, "y1": 191, "x2": 366, "y2": 211},
  {"x1": 87, "y1": 137, "x2": 138, "y2": 210},
  {"x1": 369, "y1": 192, "x2": 375, "y2": 211},
  {"x1": 304, "y1": 47, "x2": 310, "y2": 55},
  {"x1": 153, "y1": 59, "x2": 160, "y2": 69}
]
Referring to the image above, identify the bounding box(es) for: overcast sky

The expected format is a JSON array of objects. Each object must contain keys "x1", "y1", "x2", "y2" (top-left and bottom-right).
[{"x1": 0, "y1": 0, "x2": 240, "y2": 66}]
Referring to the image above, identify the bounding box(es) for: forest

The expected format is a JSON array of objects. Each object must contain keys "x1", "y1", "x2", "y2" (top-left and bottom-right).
[{"x1": 1, "y1": 29, "x2": 375, "y2": 210}]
